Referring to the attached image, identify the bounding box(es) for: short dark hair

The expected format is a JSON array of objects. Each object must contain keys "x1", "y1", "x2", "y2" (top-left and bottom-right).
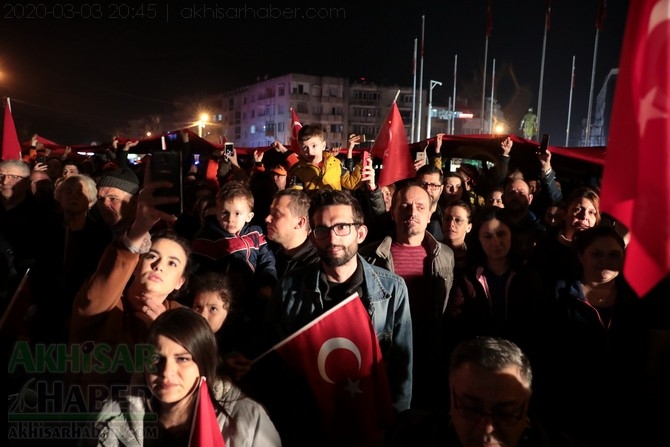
[
  {"x1": 188, "y1": 272, "x2": 234, "y2": 311},
  {"x1": 273, "y1": 188, "x2": 311, "y2": 219},
  {"x1": 572, "y1": 225, "x2": 625, "y2": 256},
  {"x1": 298, "y1": 124, "x2": 325, "y2": 143},
  {"x1": 216, "y1": 180, "x2": 254, "y2": 210},
  {"x1": 416, "y1": 164, "x2": 443, "y2": 182},
  {"x1": 308, "y1": 189, "x2": 365, "y2": 228}
]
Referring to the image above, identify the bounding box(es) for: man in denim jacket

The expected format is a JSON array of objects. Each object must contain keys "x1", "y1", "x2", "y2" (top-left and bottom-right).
[{"x1": 258, "y1": 189, "x2": 413, "y2": 446}]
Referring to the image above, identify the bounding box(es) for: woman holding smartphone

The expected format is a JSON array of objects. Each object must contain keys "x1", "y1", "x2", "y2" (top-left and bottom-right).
[{"x1": 68, "y1": 158, "x2": 193, "y2": 409}]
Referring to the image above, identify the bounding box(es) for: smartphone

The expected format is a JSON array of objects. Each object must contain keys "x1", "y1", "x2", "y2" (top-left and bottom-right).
[
  {"x1": 150, "y1": 151, "x2": 183, "y2": 216},
  {"x1": 415, "y1": 151, "x2": 426, "y2": 162},
  {"x1": 359, "y1": 134, "x2": 366, "y2": 143},
  {"x1": 362, "y1": 151, "x2": 370, "y2": 167},
  {"x1": 539, "y1": 134, "x2": 550, "y2": 153},
  {"x1": 224, "y1": 142, "x2": 235, "y2": 158},
  {"x1": 36, "y1": 153, "x2": 47, "y2": 165}
]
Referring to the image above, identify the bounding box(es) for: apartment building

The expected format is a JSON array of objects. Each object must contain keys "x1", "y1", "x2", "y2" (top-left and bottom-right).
[{"x1": 195, "y1": 73, "x2": 427, "y2": 148}]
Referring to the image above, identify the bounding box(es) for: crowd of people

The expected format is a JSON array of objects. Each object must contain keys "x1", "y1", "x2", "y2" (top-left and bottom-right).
[{"x1": 2, "y1": 126, "x2": 669, "y2": 446}]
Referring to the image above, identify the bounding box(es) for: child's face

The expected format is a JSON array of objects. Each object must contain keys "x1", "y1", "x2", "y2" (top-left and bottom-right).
[
  {"x1": 192, "y1": 291, "x2": 229, "y2": 333},
  {"x1": 216, "y1": 197, "x2": 254, "y2": 234},
  {"x1": 300, "y1": 136, "x2": 326, "y2": 164}
]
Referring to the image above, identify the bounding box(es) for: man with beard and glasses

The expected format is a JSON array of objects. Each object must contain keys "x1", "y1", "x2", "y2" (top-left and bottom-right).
[
  {"x1": 234, "y1": 189, "x2": 413, "y2": 446},
  {"x1": 360, "y1": 183, "x2": 454, "y2": 410}
]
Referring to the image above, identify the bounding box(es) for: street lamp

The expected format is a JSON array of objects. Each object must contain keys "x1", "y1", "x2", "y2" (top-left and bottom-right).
[
  {"x1": 426, "y1": 80, "x2": 442, "y2": 139},
  {"x1": 197, "y1": 113, "x2": 209, "y2": 138}
]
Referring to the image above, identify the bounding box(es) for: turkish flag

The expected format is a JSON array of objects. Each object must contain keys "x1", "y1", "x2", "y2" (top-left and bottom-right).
[
  {"x1": 188, "y1": 377, "x2": 226, "y2": 447},
  {"x1": 599, "y1": 0, "x2": 670, "y2": 297},
  {"x1": 289, "y1": 108, "x2": 302, "y2": 154},
  {"x1": 273, "y1": 293, "x2": 394, "y2": 445},
  {"x1": 2, "y1": 98, "x2": 22, "y2": 161},
  {"x1": 371, "y1": 102, "x2": 415, "y2": 188}
]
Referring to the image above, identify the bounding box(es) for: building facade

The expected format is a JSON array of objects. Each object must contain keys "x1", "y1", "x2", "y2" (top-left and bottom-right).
[{"x1": 192, "y1": 73, "x2": 427, "y2": 148}]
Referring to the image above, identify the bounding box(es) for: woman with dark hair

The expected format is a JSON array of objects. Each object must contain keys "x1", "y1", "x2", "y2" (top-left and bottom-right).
[
  {"x1": 88, "y1": 307, "x2": 281, "y2": 446},
  {"x1": 68, "y1": 177, "x2": 196, "y2": 408},
  {"x1": 539, "y1": 225, "x2": 646, "y2": 446},
  {"x1": 444, "y1": 206, "x2": 543, "y2": 356}
]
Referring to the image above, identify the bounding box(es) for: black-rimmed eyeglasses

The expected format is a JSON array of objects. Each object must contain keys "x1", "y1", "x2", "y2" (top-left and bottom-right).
[
  {"x1": 452, "y1": 389, "x2": 527, "y2": 426},
  {"x1": 312, "y1": 223, "x2": 363, "y2": 240},
  {"x1": 421, "y1": 182, "x2": 442, "y2": 190}
]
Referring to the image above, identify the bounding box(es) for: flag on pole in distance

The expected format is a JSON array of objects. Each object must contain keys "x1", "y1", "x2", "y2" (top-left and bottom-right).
[
  {"x1": 371, "y1": 102, "x2": 414, "y2": 187},
  {"x1": 486, "y1": 0, "x2": 493, "y2": 37},
  {"x1": 188, "y1": 376, "x2": 226, "y2": 447},
  {"x1": 273, "y1": 293, "x2": 394, "y2": 445},
  {"x1": 599, "y1": 0, "x2": 670, "y2": 298},
  {"x1": 2, "y1": 98, "x2": 22, "y2": 161},
  {"x1": 289, "y1": 108, "x2": 302, "y2": 154},
  {"x1": 596, "y1": 0, "x2": 607, "y2": 31},
  {"x1": 545, "y1": 0, "x2": 552, "y2": 32}
]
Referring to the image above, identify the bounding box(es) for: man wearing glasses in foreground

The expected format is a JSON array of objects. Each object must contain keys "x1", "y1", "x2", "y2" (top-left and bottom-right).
[{"x1": 387, "y1": 336, "x2": 586, "y2": 447}]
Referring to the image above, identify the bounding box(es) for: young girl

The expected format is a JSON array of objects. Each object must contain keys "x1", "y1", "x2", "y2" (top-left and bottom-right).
[{"x1": 189, "y1": 272, "x2": 234, "y2": 334}]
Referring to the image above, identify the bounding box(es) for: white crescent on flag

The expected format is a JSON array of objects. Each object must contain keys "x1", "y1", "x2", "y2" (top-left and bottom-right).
[{"x1": 317, "y1": 337, "x2": 362, "y2": 384}]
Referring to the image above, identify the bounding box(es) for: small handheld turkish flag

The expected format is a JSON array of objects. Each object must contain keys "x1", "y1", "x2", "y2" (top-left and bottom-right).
[{"x1": 271, "y1": 293, "x2": 394, "y2": 445}]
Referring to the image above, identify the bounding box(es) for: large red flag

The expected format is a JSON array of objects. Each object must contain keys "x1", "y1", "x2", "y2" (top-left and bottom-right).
[
  {"x1": 599, "y1": 0, "x2": 670, "y2": 297},
  {"x1": 289, "y1": 108, "x2": 302, "y2": 154},
  {"x1": 188, "y1": 376, "x2": 226, "y2": 447},
  {"x1": 371, "y1": 102, "x2": 415, "y2": 187},
  {"x1": 2, "y1": 98, "x2": 22, "y2": 161},
  {"x1": 273, "y1": 293, "x2": 394, "y2": 445}
]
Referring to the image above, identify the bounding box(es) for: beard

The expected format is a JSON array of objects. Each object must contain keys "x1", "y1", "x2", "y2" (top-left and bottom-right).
[{"x1": 318, "y1": 243, "x2": 358, "y2": 267}]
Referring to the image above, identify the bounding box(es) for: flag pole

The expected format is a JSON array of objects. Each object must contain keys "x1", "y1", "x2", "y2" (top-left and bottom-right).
[
  {"x1": 489, "y1": 58, "x2": 496, "y2": 134},
  {"x1": 481, "y1": 0, "x2": 492, "y2": 134},
  {"x1": 537, "y1": 2, "x2": 551, "y2": 136},
  {"x1": 585, "y1": 28, "x2": 600, "y2": 145},
  {"x1": 481, "y1": 39, "x2": 489, "y2": 134},
  {"x1": 411, "y1": 38, "x2": 418, "y2": 142},
  {"x1": 416, "y1": 14, "x2": 425, "y2": 142},
  {"x1": 566, "y1": 55, "x2": 576, "y2": 146},
  {"x1": 393, "y1": 89, "x2": 401, "y2": 103},
  {"x1": 451, "y1": 54, "x2": 458, "y2": 135}
]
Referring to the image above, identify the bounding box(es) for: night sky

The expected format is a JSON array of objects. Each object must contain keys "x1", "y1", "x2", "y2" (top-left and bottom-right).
[{"x1": 0, "y1": 0, "x2": 629, "y2": 145}]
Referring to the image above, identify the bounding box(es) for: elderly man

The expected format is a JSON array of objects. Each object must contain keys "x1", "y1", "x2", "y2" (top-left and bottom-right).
[
  {"x1": 94, "y1": 167, "x2": 140, "y2": 235},
  {"x1": 361, "y1": 182, "x2": 454, "y2": 410}
]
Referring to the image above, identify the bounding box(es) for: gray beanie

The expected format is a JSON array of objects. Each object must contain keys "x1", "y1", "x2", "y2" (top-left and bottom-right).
[{"x1": 98, "y1": 168, "x2": 140, "y2": 195}]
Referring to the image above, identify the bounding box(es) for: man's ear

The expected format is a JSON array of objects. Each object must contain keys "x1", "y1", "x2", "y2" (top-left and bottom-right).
[
  {"x1": 296, "y1": 215, "x2": 308, "y2": 229},
  {"x1": 356, "y1": 224, "x2": 368, "y2": 244}
]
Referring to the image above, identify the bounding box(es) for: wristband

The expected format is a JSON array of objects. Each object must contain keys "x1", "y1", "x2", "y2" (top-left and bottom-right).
[{"x1": 120, "y1": 232, "x2": 152, "y2": 254}]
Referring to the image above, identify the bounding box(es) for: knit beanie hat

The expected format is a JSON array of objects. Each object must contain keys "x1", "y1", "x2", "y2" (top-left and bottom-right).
[{"x1": 98, "y1": 167, "x2": 140, "y2": 195}]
